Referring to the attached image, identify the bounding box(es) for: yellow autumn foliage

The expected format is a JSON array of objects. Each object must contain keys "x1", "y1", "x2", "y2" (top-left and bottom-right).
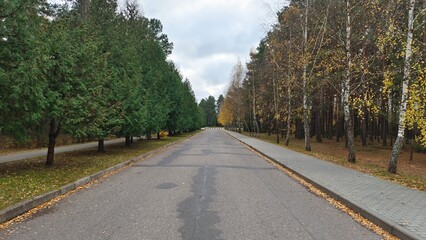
[
  {"x1": 218, "y1": 100, "x2": 233, "y2": 126},
  {"x1": 406, "y1": 66, "x2": 426, "y2": 147}
]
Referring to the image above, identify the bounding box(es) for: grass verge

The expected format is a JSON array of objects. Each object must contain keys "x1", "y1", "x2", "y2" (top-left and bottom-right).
[
  {"x1": 241, "y1": 132, "x2": 426, "y2": 191},
  {"x1": 0, "y1": 131, "x2": 200, "y2": 210}
]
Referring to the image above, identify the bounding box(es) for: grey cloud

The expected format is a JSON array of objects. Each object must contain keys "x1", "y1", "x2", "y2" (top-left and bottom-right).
[{"x1": 137, "y1": 0, "x2": 282, "y2": 100}]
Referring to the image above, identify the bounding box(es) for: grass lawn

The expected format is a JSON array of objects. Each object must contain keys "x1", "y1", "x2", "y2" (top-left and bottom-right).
[
  {"x1": 0, "y1": 131, "x2": 200, "y2": 210},
  {"x1": 242, "y1": 132, "x2": 426, "y2": 191}
]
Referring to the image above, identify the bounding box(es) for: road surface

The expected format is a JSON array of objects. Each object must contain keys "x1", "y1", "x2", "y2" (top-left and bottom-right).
[{"x1": 0, "y1": 130, "x2": 379, "y2": 240}]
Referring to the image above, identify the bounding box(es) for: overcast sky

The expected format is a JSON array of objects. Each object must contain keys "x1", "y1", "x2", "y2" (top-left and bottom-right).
[{"x1": 133, "y1": 0, "x2": 287, "y2": 102}]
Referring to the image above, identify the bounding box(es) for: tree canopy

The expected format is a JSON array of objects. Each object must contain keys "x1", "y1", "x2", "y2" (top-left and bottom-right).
[
  {"x1": 219, "y1": 0, "x2": 426, "y2": 174},
  {"x1": 0, "y1": 0, "x2": 202, "y2": 164}
]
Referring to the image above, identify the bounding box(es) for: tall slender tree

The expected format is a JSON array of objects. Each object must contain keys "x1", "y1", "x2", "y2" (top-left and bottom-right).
[{"x1": 388, "y1": 0, "x2": 416, "y2": 173}]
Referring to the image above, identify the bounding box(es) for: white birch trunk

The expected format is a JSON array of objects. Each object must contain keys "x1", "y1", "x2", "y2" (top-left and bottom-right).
[
  {"x1": 303, "y1": 0, "x2": 311, "y2": 151},
  {"x1": 286, "y1": 80, "x2": 292, "y2": 146},
  {"x1": 388, "y1": 0, "x2": 416, "y2": 173},
  {"x1": 344, "y1": 0, "x2": 356, "y2": 162},
  {"x1": 273, "y1": 75, "x2": 279, "y2": 143},
  {"x1": 285, "y1": 26, "x2": 293, "y2": 146},
  {"x1": 388, "y1": 91, "x2": 393, "y2": 143}
]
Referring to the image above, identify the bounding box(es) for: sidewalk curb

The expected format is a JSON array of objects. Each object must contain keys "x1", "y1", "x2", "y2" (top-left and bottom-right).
[
  {"x1": 223, "y1": 130, "x2": 422, "y2": 240},
  {"x1": 0, "y1": 131, "x2": 202, "y2": 225}
]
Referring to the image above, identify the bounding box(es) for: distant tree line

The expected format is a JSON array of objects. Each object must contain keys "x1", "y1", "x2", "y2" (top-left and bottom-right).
[
  {"x1": 218, "y1": 0, "x2": 425, "y2": 174},
  {"x1": 0, "y1": 0, "x2": 204, "y2": 165},
  {"x1": 198, "y1": 95, "x2": 224, "y2": 127}
]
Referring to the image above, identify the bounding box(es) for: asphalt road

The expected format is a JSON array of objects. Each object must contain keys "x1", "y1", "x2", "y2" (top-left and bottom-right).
[{"x1": 0, "y1": 130, "x2": 380, "y2": 240}]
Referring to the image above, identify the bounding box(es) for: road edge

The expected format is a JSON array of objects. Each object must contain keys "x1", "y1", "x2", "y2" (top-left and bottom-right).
[
  {"x1": 222, "y1": 130, "x2": 421, "y2": 240},
  {"x1": 0, "y1": 131, "x2": 202, "y2": 225}
]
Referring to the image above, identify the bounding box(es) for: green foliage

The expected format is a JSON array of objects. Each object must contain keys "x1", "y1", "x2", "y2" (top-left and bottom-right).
[
  {"x1": 199, "y1": 96, "x2": 218, "y2": 127},
  {"x1": 0, "y1": 1, "x2": 47, "y2": 141},
  {"x1": 0, "y1": 0, "x2": 201, "y2": 164}
]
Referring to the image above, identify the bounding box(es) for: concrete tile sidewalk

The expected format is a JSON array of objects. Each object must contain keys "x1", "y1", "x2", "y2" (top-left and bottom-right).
[{"x1": 225, "y1": 130, "x2": 426, "y2": 240}]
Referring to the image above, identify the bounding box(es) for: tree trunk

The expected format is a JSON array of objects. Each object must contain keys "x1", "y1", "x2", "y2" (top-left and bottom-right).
[
  {"x1": 315, "y1": 85, "x2": 323, "y2": 143},
  {"x1": 316, "y1": 108, "x2": 322, "y2": 143},
  {"x1": 362, "y1": 105, "x2": 368, "y2": 146},
  {"x1": 125, "y1": 135, "x2": 131, "y2": 146},
  {"x1": 276, "y1": 127, "x2": 280, "y2": 144},
  {"x1": 378, "y1": 120, "x2": 381, "y2": 142},
  {"x1": 344, "y1": 121, "x2": 348, "y2": 148},
  {"x1": 285, "y1": 26, "x2": 293, "y2": 146},
  {"x1": 388, "y1": 92, "x2": 393, "y2": 146},
  {"x1": 303, "y1": 107, "x2": 311, "y2": 151},
  {"x1": 389, "y1": 136, "x2": 404, "y2": 173},
  {"x1": 344, "y1": 0, "x2": 356, "y2": 163},
  {"x1": 46, "y1": 119, "x2": 60, "y2": 166},
  {"x1": 409, "y1": 138, "x2": 414, "y2": 161},
  {"x1": 252, "y1": 78, "x2": 260, "y2": 138},
  {"x1": 360, "y1": 33, "x2": 369, "y2": 147},
  {"x1": 285, "y1": 85, "x2": 292, "y2": 146},
  {"x1": 389, "y1": 0, "x2": 415, "y2": 174},
  {"x1": 381, "y1": 98, "x2": 387, "y2": 146},
  {"x1": 424, "y1": 0, "x2": 426, "y2": 56},
  {"x1": 285, "y1": 119, "x2": 291, "y2": 146},
  {"x1": 46, "y1": 135, "x2": 56, "y2": 166},
  {"x1": 382, "y1": 115, "x2": 387, "y2": 146},
  {"x1": 369, "y1": 115, "x2": 374, "y2": 142},
  {"x1": 336, "y1": 96, "x2": 340, "y2": 142},
  {"x1": 254, "y1": 119, "x2": 260, "y2": 138},
  {"x1": 98, "y1": 139, "x2": 105, "y2": 153},
  {"x1": 78, "y1": 0, "x2": 90, "y2": 19},
  {"x1": 243, "y1": 120, "x2": 249, "y2": 134},
  {"x1": 353, "y1": 111, "x2": 359, "y2": 139},
  {"x1": 316, "y1": 81, "x2": 323, "y2": 143},
  {"x1": 272, "y1": 72, "x2": 279, "y2": 144},
  {"x1": 302, "y1": 0, "x2": 311, "y2": 151},
  {"x1": 295, "y1": 118, "x2": 303, "y2": 139},
  {"x1": 157, "y1": 132, "x2": 160, "y2": 140},
  {"x1": 327, "y1": 103, "x2": 333, "y2": 139},
  {"x1": 322, "y1": 109, "x2": 326, "y2": 139}
]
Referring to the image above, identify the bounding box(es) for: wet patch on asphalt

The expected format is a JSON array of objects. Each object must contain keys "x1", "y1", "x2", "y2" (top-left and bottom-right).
[{"x1": 177, "y1": 165, "x2": 223, "y2": 240}]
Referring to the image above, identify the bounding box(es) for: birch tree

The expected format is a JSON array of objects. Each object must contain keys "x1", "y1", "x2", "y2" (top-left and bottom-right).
[
  {"x1": 298, "y1": 0, "x2": 330, "y2": 151},
  {"x1": 220, "y1": 0, "x2": 426, "y2": 167},
  {"x1": 246, "y1": 44, "x2": 266, "y2": 137},
  {"x1": 343, "y1": 0, "x2": 356, "y2": 162},
  {"x1": 302, "y1": 0, "x2": 312, "y2": 151},
  {"x1": 388, "y1": 0, "x2": 416, "y2": 173}
]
